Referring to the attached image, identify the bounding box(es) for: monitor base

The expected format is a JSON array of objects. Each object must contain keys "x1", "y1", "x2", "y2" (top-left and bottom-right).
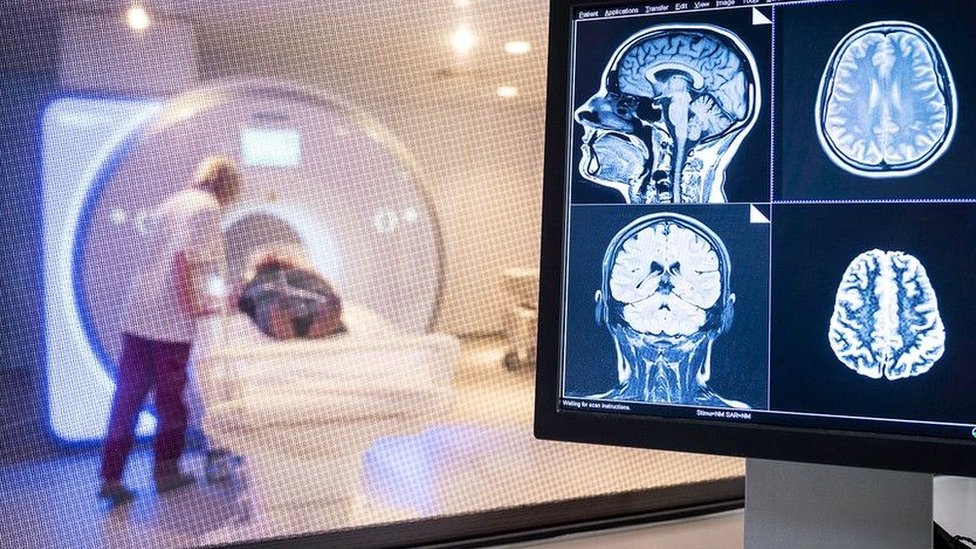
[{"x1": 744, "y1": 459, "x2": 933, "y2": 549}]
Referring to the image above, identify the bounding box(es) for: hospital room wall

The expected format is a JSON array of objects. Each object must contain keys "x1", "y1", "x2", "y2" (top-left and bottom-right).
[
  {"x1": 0, "y1": 10, "x2": 60, "y2": 460},
  {"x1": 192, "y1": 18, "x2": 547, "y2": 336},
  {"x1": 0, "y1": 11, "x2": 58, "y2": 373}
]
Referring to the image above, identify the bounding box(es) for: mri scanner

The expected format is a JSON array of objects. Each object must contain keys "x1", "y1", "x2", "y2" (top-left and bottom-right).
[{"x1": 43, "y1": 79, "x2": 459, "y2": 532}]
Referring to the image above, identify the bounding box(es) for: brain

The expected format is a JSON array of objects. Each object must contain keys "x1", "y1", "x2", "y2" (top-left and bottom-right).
[
  {"x1": 609, "y1": 219, "x2": 722, "y2": 336},
  {"x1": 817, "y1": 22, "x2": 955, "y2": 176},
  {"x1": 828, "y1": 250, "x2": 945, "y2": 380},
  {"x1": 616, "y1": 28, "x2": 750, "y2": 142}
]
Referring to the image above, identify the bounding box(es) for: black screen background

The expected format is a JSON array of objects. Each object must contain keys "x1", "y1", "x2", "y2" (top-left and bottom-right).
[
  {"x1": 770, "y1": 203, "x2": 976, "y2": 424},
  {"x1": 774, "y1": 0, "x2": 976, "y2": 201}
]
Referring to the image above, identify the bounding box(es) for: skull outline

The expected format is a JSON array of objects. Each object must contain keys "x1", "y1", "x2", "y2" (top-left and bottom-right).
[
  {"x1": 574, "y1": 23, "x2": 762, "y2": 204},
  {"x1": 814, "y1": 20, "x2": 957, "y2": 178}
]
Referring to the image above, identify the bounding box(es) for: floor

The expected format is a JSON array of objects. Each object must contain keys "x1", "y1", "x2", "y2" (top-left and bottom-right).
[{"x1": 0, "y1": 337, "x2": 744, "y2": 549}]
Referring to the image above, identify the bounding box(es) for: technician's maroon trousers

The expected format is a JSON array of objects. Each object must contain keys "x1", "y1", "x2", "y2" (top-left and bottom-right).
[{"x1": 100, "y1": 333, "x2": 192, "y2": 482}]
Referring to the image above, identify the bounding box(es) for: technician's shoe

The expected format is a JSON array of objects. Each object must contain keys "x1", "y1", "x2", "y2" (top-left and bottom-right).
[
  {"x1": 98, "y1": 481, "x2": 135, "y2": 507},
  {"x1": 154, "y1": 472, "x2": 197, "y2": 494},
  {"x1": 205, "y1": 449, "x2": 244, "y2": 484}
]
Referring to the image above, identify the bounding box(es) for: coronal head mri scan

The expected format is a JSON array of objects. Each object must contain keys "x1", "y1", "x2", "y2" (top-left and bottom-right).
[
  {"x1": 594, "y1": 212, "x2": 747, "y2": 408},
  {"x1": 816, "y1": 21, "x2": 956, "y2": 178},
  {"x1": 828, "y1": 249, "x2": 945, "y2": 380},
  {"x1": 574, "y1": 24, "x2": 761, "y2": 204}
]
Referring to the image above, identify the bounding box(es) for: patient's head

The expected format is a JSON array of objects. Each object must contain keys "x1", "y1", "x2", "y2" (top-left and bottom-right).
[
  {"x1": 243, "y1": 243, "x2": 313, "y2": 282},
  {"x1": 237, "y1": 244, "x2": 346, "y2": 340}
]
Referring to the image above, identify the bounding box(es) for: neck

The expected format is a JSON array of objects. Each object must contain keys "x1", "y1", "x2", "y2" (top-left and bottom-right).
[{"x1": 610, "y1": 327, "x2": 713, "y2": 405}]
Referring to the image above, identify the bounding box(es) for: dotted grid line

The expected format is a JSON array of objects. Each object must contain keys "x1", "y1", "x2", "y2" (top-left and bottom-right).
[
  {"x1": 769, "y1": 4, "x2": 776, "y2": 204},
  {"x1": 766, "y1": 202, "x2": 774, "y2": 410},
  {"x1": 767, "y1": 0, "x2": 853, "y2": 8},
  {"x1": 572, "y1": 201, "x2": 770, "y2": 206},
  {"x1": 766, "y1": 3, "x2": 776, "y2": 409},
  {"x1": 777, "y1": 198, "x2": 976, "y2": 205}
]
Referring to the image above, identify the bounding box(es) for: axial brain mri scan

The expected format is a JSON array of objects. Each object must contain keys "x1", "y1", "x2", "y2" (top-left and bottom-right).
[
  {"x1": 828, "y1": 249, "x2": 946, "y2": 381},
  {"x1": 816, "y1": 21, "x2": 956, "y2": 178},
  {"x1": 575, "y1": 24, "x2": 760, "y2": 204}
]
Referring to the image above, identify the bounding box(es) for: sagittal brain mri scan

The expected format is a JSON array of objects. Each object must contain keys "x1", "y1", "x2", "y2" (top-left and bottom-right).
[
  {"x1": 575, "y1": 24, "x2": 760, "y2": 204},
  {"x1": 828, "y1": 249, "x2": 946, "y2": 380},
  {"x1": 595, "y1": 212, "x2": 747, "y2": 408},
  {"x1": 816, "y1": 21, "x2": 956, "y2": 178}
]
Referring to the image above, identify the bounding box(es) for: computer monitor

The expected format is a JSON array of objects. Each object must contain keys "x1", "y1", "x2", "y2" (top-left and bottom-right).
[{"x1": 534, "y1": 0, "x2": 976, "y2": 546}]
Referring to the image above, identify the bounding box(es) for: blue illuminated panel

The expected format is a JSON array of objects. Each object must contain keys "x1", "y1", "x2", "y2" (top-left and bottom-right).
[{"x1": 43, "y1": 96, "x2": 163, "y2": 443}]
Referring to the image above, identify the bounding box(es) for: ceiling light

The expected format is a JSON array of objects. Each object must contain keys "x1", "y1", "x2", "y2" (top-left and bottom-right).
[
  {"x1": 126, "y1": 5, "x2": 150, "y2": 31},
  {"x1": 454, "y1": 0, "x2": 471, "y2": 7},
  {"x1": 451, "y1": 25, "x2": 476, "y2": 55},
  {"x1": 496, "y1": 86, "x2": 519, "y2": 99},
  {"x1": 504, "y1": 41, "x2": 531, "y2": 55}
]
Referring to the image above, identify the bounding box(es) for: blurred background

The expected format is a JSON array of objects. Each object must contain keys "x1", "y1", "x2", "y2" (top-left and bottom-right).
[{"x1": 0, "y1": 1, "x2": 743, "y2": 547}]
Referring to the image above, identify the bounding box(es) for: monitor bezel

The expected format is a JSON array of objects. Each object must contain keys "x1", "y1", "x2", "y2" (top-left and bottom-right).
[{"x1": 533, "y1": 0, "x2": 976, "y2": 478}]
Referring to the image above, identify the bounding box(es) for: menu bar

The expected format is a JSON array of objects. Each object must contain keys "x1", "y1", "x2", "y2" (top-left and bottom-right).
[{"x1": 575, "y1": 0, "x2": 788, "y2": 19}]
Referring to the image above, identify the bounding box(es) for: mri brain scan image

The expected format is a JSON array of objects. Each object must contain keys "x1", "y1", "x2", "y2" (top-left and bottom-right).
[
  {"x1": 596, "y1": 212, "x2": 747, "y2": 408},
  {"x1": 828, "y1": 249, "x2": 945, "y2": 380},
  {"x1": 816, "y1": 21, "x2": 956, "y2": 178},
  {"x1": 575, "y1": 24, "x2": 760, "y2": 204},
  {"x1": 609, "y1": 220, "x2": 722, "y2": 337}
]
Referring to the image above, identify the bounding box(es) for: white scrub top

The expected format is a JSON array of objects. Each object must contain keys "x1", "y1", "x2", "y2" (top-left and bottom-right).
[{"x1": 124, "y1": 188, "x2": 226, "y2": 343}]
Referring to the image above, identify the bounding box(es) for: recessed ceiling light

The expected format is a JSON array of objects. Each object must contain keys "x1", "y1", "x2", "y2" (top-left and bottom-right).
[
  {"x1": 125, "y1": 5, "x2": 151, "y2": 31},
  {"x1": 504, "y1": 41, "x2": 531, "y2": 55},
  {"x1": 496, "y1": 86, "x2": 519, "y2": 99},
  {"x1": 454, "y1": 0, "x2": 471, "y2": 7},
  {"x1": 451, "y1": 25, "x2": 476, "y2": 55}
]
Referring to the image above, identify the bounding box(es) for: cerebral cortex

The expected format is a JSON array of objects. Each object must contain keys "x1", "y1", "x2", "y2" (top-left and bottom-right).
[
  {"x1": 609, "y1": 220, "x2": 721, "y2": 336},
  {"x1": 819, "y1": 22, "x2": 955, "y2": 175},
  {"x1": 828, "y1": 250, "x2": 945, "y2": 380},
  {"x1": 617, "y1": 30, "x2": 750, "y2": 142}
]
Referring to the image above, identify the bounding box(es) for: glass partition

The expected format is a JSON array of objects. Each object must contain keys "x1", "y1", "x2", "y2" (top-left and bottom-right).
[{"x1": 1, "y1": 2, "x2": 742, "y2": 547}]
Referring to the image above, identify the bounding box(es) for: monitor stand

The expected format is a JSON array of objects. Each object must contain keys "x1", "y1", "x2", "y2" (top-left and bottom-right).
[{"x1": 744, "y1": 459, "x2": 933, "y2": 549}]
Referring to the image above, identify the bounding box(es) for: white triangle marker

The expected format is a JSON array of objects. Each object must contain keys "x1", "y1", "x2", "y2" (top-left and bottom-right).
[
  {"x1": 752, "y1": 8, "x2": 772, "y2": 26},
  {"x1": 750, "y1": 204, "x2": 770, "y2": 224}
]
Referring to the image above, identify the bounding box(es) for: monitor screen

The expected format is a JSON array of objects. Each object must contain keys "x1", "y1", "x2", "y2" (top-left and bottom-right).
[{"x1": 535, "y1": 0, "x2": 976, "y2": 476}]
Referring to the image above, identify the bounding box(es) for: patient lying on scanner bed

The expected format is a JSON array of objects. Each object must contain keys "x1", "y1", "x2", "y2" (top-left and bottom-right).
[
  {"x1": 235, "y1": 245, "x2": 347, "y2": 340},
  {"x1": 204, "y1": 245, "x2": 349, "y2": 482}
]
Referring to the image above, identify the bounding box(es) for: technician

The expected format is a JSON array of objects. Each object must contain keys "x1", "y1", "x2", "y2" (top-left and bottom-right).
[{"x1": 98, "y1": 155, "x2": 241, "y2": 506}]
